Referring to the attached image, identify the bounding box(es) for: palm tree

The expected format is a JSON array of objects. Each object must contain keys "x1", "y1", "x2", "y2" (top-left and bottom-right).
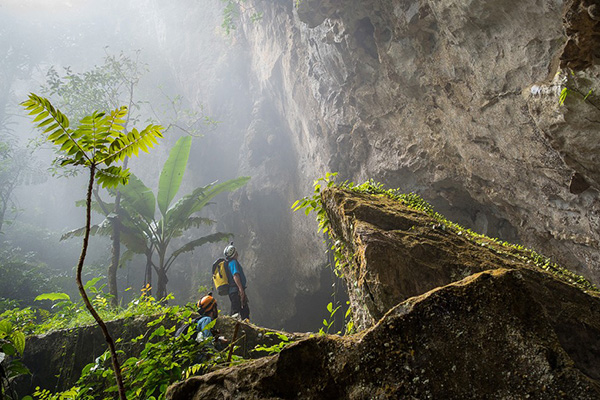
[{"x1": 23, "y1": 93, "x2": 164, "y2": 400}]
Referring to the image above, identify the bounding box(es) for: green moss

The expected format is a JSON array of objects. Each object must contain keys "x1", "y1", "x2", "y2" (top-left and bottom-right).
[{"x1": 293, "y1": 174, "x2": 599, "y2": 295}]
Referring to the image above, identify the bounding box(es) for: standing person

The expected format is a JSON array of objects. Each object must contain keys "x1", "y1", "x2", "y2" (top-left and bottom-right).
[{"x1": 223, "y1": 242, "x2": 250, "y2": 320}]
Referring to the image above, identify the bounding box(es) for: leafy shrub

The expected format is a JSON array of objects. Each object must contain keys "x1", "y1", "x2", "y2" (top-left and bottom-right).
[
  {"x1": 0, "y1": 320, "x2": 29, "y2": 399},
  {"x1": 30, "y1": 306, "x2": 238, "y2": 400}
]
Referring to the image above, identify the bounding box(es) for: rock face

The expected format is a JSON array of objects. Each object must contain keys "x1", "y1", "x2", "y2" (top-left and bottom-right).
[
  {"x1": 13, "y1": 315, "x2": 173, "y2": 396},
  {"x1": 166, "y1": 187, "x2": 600, "y2": 399},
  {"x1": 144, "y1": 0, "x2": 600, "y2": 328},
  {"x1": 14, "y1": 314, "x2": 300, "y2": 397},
  {"x1": 321, "y1": 187, "x2": 568, "y2": 330}
]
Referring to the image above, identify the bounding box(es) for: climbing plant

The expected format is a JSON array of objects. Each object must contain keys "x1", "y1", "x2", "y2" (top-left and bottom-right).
[
  {"x1": 22, "y1": 93, "x2": 164, "y2": 400},
  {"x1": 220, "y1": 0, "x2": 263, "y2": 35}
]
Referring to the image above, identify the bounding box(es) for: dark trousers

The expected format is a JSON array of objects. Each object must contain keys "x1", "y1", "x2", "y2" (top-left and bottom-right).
[{"x1": 229, "y1": 291, "x2": 250, "y2": 320}]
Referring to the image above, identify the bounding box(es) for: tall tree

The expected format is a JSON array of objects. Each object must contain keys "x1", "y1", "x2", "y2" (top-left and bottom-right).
[
  {"x1": 22, "y1": 93, "x2": 163, "y2": 400},
  {"x1": 39, "y1": 52, "x2": 146, "y2": 306}
]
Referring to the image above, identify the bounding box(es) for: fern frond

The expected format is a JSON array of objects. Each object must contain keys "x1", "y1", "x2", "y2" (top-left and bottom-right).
[
  {"x1": 101, "y1": 124, "x2": 163, "y2": 165},
  {"x1": 96, "y1": 166, "x2": 130, "y2": 189},
  {"x1": 22, "y1": 94, "x2": 90, "y2": 164}
]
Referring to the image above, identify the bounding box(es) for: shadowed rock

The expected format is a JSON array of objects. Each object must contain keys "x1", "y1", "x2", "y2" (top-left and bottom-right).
[
  {"x1": 166, "y1": 268, "x2": 600, "y2": 399},
  {"x1": 14, "y1": 315, "x2": 303, "y2": 397},
  {"x1": 166, "y1": 187, "x2": 600, "y2": 399}
]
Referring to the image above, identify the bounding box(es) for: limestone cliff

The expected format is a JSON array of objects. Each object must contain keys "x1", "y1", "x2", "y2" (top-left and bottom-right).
[
  {"x1": 165, "y1": 187, "x2": 600, "y2": 399},
  {"x1": 143, "y1": 0, "x2": 600, "y2": 329}
]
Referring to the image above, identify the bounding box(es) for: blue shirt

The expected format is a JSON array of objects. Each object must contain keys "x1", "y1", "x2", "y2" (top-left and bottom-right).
[
  {"x1": 227, "y1": 259, "x2": 247, "y2": 294},
  {"x1": 195, "y1": 315, "x2": 213, "y2": 340}
]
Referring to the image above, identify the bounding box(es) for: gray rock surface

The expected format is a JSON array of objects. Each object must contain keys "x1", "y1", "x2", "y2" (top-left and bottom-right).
[{"x1": 143, "y1": 0, "x2": 600, "y2": 328}]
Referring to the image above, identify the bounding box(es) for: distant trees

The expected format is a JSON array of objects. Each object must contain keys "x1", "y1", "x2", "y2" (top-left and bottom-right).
[{"x1": 0, "y1": 140, "x2": 29, "y2": 233}]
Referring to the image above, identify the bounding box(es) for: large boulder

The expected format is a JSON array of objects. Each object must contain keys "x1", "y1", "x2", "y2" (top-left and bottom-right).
[
  {"x1": 165, "y1": 187, "x2": 600, "y2": 399},
  {"x1": 320, "y1": 187, "x2": 598, "y2": 330},
  {"x1": 166, "y1": 268, "x2": 600, "y2": 399}
]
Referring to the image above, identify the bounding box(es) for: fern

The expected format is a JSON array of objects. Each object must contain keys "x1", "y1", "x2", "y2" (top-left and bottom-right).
[{"x1": 22, "y1": 93, "x2": 163, "y2": 188}]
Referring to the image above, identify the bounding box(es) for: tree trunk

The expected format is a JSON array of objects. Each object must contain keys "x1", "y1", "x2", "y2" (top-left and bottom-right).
[
  {"x1": 144, "y1": 250, "x2": 153, "y2": 294},
  {"x1": 108, "y1": 220, "x2": 120, "y2": 307},
  {"x1": 107, "y1": 157, "x2": 128, "y2": 306},
  {"x1": 156, "y1": 268, "x2": 169, "y2": 301},
  {"x1": 77, "y1": 165, "x2": 127, "y2": 400}
]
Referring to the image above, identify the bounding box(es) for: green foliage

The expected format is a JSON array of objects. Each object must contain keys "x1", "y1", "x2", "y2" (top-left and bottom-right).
[
  {"x1": 220, "y1": 0, "x2": 263, "y2": 35},
  {"x1": 0, "y1": 245, "x2": 63, "y2": 312},
  {"x1": 557, "y1": 68, "x2": 598, "y2": 109},
  {"x1": 13, "y1": 284, "x2": 170, "y2": 336},
  {"x1": 29, "y1": 302, "x2": 237, "y2": 400},
  {"x1": 41, "y1": 51, "x2": 147, "y2": 124},
  {"x1": 0, "y1": 137, "x2": 44, "y2": 233},
  {"x1": 104, "y1": 137, "x2": 250, "y2": 299},
  {"x1": 157, "y1": 136, "x2": 192, "y2": 217},
  {"x1": 23, "y1": 93, "x2": 166, "y2": 400},
  {"x1": 317, "y1": 300, "x2": 354, "y2": 336},
  {"x1": 252, "y1": 331, "x2": 291, "y2": 356},
  {"x1": 22, "y1": 94, "x2": 163, "y2": 189},
  {"x1": 0, "y1": 319, "x2": 30, "y2": 399},
  {"x1": 559, "y1": 87, "x2": 569, "y2": 106},
  {"x1": 61, "y1": 136, "x2": 250, "y2": 299},
  {"x1": 319, "y1": 301, "x2": 341, "y2": 335}
]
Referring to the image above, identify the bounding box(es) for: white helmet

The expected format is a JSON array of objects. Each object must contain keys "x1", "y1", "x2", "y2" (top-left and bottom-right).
[{"x1": 224, "y1": 242, "x2": 236, "y2": 258}]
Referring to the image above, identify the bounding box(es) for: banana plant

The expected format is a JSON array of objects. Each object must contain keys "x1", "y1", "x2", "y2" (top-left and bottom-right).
[
  {"x1": 63, "y1": 136, "x2": 250, "y2": 299},
  {"x1": 22, "y1": 93, "x2": 163, "y2": 400},
  {"x1": 117, "y1": 136, "x2": 250, "y2": 299}
]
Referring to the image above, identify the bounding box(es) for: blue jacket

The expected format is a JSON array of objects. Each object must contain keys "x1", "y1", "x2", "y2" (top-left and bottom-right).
[
  {"x1": 227, "y1": 259, "x2": 247, "y2": 294},
  {"x1": 195, "y1": 315, "x2": 214, "y2": 341}
]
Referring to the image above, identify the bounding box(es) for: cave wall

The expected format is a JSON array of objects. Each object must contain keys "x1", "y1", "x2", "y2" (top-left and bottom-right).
[{"x1": 144, "y1": 0, "x2": 600, "y2": 329}]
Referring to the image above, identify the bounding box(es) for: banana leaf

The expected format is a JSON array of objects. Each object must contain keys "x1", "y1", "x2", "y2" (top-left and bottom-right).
[{"x1": 157, "y1": 136, "x2": 191, "y2": 217}]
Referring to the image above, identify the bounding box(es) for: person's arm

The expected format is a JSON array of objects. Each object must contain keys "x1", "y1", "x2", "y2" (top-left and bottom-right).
[
  {"x1": 195, "y1": 317, "x2": 213, "y2": 342},
  {"x1": 233, "y1": 273, "x2": 247, "y2": 305}
]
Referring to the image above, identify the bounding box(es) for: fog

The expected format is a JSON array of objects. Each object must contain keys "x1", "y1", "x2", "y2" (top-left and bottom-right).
[
  {"x1": 0, "y1": 0, "x2": 349, "y2": 333},
  {"x1": 1, "y1": 0, "x2": 250, "y2": 308}
]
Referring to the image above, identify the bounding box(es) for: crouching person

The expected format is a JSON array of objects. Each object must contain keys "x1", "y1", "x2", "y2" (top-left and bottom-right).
[{"x1": 196, "y1": 293, "x2": 228, "y2": 350}]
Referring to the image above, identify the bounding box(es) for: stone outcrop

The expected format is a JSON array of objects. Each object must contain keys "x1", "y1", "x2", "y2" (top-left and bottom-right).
[
  {"x1": 142, "y1": 0, "x2": 600, "y2": 329},
  {"x1": 14, "y1": 314, "x2": 303, "y2": 397},
  {"x1": 321, "y1": 187, "x2": 575, "y2": 330},
  {"x1": 166, "y1": 187, "x2": 600, "y2": 399},
  {"x1": 14, "y1": 315, "x2": 172, "y2": 396}
]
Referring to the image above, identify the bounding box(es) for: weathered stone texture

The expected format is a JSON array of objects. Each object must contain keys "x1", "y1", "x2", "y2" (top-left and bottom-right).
[
  {"x1": 167, "y1": 267, "x2": 600, "y2": 399},
  {"x1": 166, "y1": 187, "x2": 600, "y2": 399},
  {"x1": 147, "y1": 0, "x2": 600, "y2": 327}
]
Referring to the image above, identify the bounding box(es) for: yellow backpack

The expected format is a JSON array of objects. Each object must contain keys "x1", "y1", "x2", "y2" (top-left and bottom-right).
[{"x1": 212, "y1": 258, "x2": 231, "y2": 296}]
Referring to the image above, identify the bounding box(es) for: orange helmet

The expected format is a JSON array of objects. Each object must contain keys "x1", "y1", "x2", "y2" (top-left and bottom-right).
[{"x1": 197, "y1": 293, "x2": 217, "y2": 314}]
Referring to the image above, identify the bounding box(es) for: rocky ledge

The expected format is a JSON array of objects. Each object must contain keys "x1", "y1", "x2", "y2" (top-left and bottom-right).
[{"x1": 166, "y1": 187, "x2": 600, "y2": 399}]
